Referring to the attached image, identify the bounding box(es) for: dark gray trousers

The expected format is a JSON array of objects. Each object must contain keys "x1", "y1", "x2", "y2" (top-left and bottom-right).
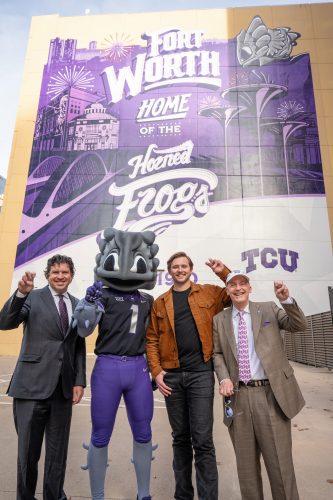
[{"x1": 13, "y1": 381, "x2": 72, "y2": 500}]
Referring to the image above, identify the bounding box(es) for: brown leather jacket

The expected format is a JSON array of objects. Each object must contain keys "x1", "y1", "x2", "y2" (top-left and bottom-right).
[{"x1": 146, "y1": 268, "x2": 231, "y2": 378}]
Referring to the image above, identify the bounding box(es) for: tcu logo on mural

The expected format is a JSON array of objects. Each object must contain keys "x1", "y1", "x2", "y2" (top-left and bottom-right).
[{"x1": 241, "y1": 248, "x2": 299, "y2": 273}]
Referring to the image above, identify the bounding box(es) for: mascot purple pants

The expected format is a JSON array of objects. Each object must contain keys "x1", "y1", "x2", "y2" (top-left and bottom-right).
[{"x1": 91, "y1": 354, "x2": 153, "y2": 447}]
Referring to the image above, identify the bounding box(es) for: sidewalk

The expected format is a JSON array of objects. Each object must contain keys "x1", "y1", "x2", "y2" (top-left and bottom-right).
[{"x1": 1, "y1": 356, "x2": 332, "y2": 499}]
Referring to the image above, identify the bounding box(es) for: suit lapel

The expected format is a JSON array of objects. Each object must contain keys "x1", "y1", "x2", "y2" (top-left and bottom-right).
[
  {"x1": 250, "y1": 302, "x2": 262, "y2": 345},
  {"x1": 223, "y1": 308, "x2": 237, "y2": 360},
  {"x1": 41, "y1": 286, "x2": 63, "y2": 336},
  {"x1": 65, "y1": 294, "x2": 78, "y2": 338}
]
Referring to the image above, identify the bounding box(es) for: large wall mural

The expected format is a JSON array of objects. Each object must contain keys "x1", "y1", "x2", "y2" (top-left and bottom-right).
[{"x1": 13, "y1": 14, "x2": 331, "y2": 315}]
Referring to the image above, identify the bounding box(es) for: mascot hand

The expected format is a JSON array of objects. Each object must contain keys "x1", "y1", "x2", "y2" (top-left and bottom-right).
[
  {"x1": 72, "y1": 298, "x2": 104, "y2": 337},
  {"x1": 73, "y1": 282, "x2": 105, "y2": 338},
  {"x1": 85, "y1": 281, "x2": 103, "y2": 305}
]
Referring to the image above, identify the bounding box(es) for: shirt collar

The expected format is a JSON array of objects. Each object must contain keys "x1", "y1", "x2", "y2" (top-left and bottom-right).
[
  {"x1": 232, "y1": 304, "x2": 250, "y2": 318},
  {"x1": 48, "y1": 285, "x2": 69, "y2": 300}
]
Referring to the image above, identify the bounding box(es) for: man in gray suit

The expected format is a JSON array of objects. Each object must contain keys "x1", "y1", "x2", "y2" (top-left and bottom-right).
[
  {"x1": 0, "y1": 254, "x2": 86, "y2": 500},
  {"x1": 213, "y1": 270, "x2": 306, "y2": 500}
]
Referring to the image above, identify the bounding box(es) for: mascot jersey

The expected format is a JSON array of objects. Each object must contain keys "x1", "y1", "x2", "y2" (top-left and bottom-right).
[{"x1": 94, "y1": 288, "x2": 153, "y2": 356}]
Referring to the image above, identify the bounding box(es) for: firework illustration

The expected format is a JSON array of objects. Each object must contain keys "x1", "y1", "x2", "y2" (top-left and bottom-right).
[
  {"x1": 277, "y1": 100, "x2": 304, "y2": 120},
  {"x1": 199, "y1": 95, "x2": 223, "y2": 111},
  {"x1": 229, "y1": 70, "x2": 249, "y2": 87},
  {"x1": 101, "y1": 33, "x2": 134, "y2": 62},
  {"x1": 47, "y1": 65, "x2": 95, "y2": 98}
]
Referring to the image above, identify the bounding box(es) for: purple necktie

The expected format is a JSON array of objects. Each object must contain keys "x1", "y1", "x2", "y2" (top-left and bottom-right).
[
  {"x1": 58, "y1": 295, "x2": 69, "y2": 334},
  {"x1": 237, "y1": 311, "x2": 252, "y2": 384}
]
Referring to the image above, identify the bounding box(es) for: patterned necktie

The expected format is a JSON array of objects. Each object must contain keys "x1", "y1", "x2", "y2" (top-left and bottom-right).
[
  {"x1": 58, "y1": 295, "x2": 69, "y2": 334},
  {"x1": 237, "y1": 311, "x2": 252, "y2": 384}
]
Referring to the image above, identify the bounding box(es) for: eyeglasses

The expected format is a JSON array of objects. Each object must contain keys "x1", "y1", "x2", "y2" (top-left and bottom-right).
[
  {"x1": 224, "y1": 397, "x2": 234, "y2": 418},
  {"x1": 224, "y1": 391, "x2": 243, "y2": 419}
]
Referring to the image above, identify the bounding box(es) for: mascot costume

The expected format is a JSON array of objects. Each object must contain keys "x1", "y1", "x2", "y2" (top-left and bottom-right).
[{"x1": 74, "y1": 227, "x2": 159, "y2": 500}]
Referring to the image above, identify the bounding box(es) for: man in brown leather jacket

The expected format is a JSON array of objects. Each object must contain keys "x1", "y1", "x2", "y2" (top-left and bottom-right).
[{"x1": 146, "y1": 252, "x2": 231, "y2": 500}]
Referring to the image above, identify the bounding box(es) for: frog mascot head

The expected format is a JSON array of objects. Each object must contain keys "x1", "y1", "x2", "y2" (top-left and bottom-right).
[{"x1": 94, "y1": 227, "x2": 159, "y2": 292}]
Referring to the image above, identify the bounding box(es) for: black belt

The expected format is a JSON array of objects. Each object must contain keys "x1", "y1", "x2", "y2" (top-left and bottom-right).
[
  {"x1": 99, "y1": 354, "x2": 144, "y2": 362},
  {"x1": 239, "y1": 379, "x2": 270, "y2": 387}
]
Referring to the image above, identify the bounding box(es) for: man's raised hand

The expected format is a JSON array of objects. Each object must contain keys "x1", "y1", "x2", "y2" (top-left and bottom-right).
[
  {"x1": 18, "y1": 272, "x2": 36, "y2": 295},
  {"x1": 274, "y1": 281, "x2": 289, "y2": 301},
  {"x1": 205, "y1": 258, "x2": 225, "y2": 274}
]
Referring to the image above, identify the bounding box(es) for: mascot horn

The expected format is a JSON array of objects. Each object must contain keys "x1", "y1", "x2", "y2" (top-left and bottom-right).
[{"x1": 73, "y1": 228, "x2": 159, "y2": 500}]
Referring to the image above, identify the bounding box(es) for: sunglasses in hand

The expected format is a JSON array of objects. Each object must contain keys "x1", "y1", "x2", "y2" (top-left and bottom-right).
[
  {"x1": 224, "y1": 389, "x2": 243, "y2": 419},
  {"x1": 224, "y1": 396, "x2": 234, "y2": 418}
]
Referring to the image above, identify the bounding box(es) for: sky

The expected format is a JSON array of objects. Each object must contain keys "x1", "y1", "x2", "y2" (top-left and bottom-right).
[{"x1": 0, "y1": 0, "x2": 331, "y2": 178}]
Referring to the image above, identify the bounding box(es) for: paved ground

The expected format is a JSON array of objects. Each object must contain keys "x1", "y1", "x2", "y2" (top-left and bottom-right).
[{"x1": 0, "y1": 355, "x2": 332, "y2": 499}]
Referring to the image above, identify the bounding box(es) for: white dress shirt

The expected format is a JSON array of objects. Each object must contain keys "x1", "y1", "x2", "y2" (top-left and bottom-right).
[
  {"x1": 48, "y1": 286, "x2": 73, "y2": 322},
  {"x1": 231, "y1": 298, "x2": 293, "y2": 381},
  {"x1": 232, "y1": 305, "x2": 267, "y2": 381}
]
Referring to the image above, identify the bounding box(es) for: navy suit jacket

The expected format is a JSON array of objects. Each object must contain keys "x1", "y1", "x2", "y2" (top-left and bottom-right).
[{"x1": 0, "y1": 286, "x2": 86, "y2": 399}]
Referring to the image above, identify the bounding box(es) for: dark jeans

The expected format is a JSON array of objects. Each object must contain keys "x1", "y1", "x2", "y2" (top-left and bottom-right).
[{"x1": 164, "y1": 371, "x2": 218, "y2": 500}]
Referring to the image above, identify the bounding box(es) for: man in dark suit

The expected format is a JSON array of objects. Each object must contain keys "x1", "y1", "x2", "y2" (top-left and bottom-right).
[
  {"x1": 0, "y1": 254, "x2": 86, "y2": 500},
  {"x1": 213, "y1": 270, "x2": 306, "y2": 500}
]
